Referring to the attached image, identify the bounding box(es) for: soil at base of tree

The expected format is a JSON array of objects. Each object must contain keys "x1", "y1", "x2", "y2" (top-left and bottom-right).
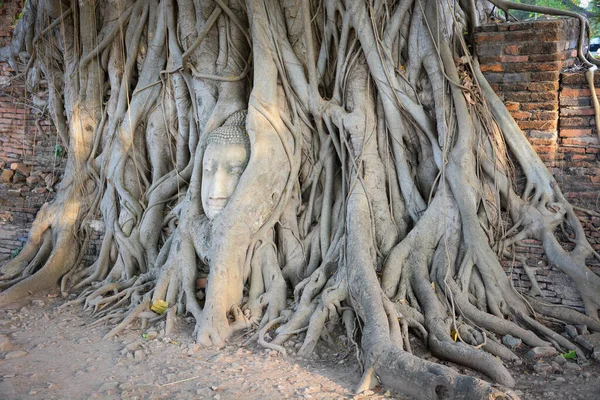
[{"x1": 0, "y1": 290, "x2": 598, "y2": 400}]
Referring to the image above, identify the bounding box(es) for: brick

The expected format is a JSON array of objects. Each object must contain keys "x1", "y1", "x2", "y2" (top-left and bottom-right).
[
  {"x1": 510, "y1": 111, "x2": 531, "y2": 120},
  {"x1": 528, "y1": 138, "x2": 556, "y2": 146},
  {"x1": 560, "y1": 117, "x2": 591, "y2": 127},
  {"x1": 505, "y1": 102, "x2": 520, "y2": 111},
  {"x1": 528, "y1": 130, "x2": 557, "y2": 140},
  {"x1": 560, "y1": 88, "x2": 598, "y2": 97},
  {"x1": 560, "y1": 129, "x2": 593, "y2": 137},
  {"x1": 531, "y1": 19, "x2": 567, "y2": 31},
  {"x1": 9, "y1": 163, "x2": 30, "y2": 176},
  {"x1": 503, "y1": 92, "x2": 532, "y2": 102},
  {"x1": 528, "y1": 53, "x2": 566, "y2": 62},
  {"x1": 531, "y1": 145, "x2": 557, "y2": 153},
  {"x1": 518, "y1": 120, "x2": 558, "y2": 130},
  {"x1": 558, "y1": 146, "x2": 585, "y2": 153},
  {"x1": 528, "y1": 82, "x2": 559, "y2": 91},
  {"x1": 530, "y1": 111, "x2": 558, "y2": 120},
  {"x1": 560, "y1": 96, "x2": 592, "y2": 107},
  {"x1": 480, "y1": 63, "x2": 503, "y2": 73},
  {"x1": 506, "y1": 21, "x2": 533, "y2": 31},
  {"x1": 503, "y1": 45, "x2": 520, "y2": 55},
  {"x1": 560, "y1": 107, "x2": 596, "y2": 117},
  {"x1": 477, "y1": 44, "x2": 505, "y2": 57},
  {"x1": 562, "y1": 137, "x2": 600, "y2": 146},
  {"x1": 572, "y1": 154, "x2": 597, "y2": 161},
  {"x1": 477, "y1": 55, "x2": 502, "y2": 64},
  {"x1": 516, "y1": 41, "x2": 564, "y2": 55},
  {"x1": 530, "y1": 71, "x2": 560, "y2": 81},
  {"x1": 499, "y1": 83, "x2": 530, "y2": 91},
  {"x1": 561, "y1": 72, "x2": 600, "y2": 85},
  {"x1": 531, "y1": 92, "x2": 558, "y2": 102},
  {"x1": 483, "y1": 72, "x2": 531, "y2": 83},
  {"x1": 502, "y1": 61, "x2": 563, "y2": 73},
  {"x1": 476, "y1": 33, "x2": 507, "y2": 42},
  {"x1": 475, "y1": 25, "x2": 500, "y2": 33},
  {"x1": 521, "y1": 102, "x2": 558, "y2": 111},
  {"x1": 500, "y1": 55, "x2": 529, "y2": 63}
]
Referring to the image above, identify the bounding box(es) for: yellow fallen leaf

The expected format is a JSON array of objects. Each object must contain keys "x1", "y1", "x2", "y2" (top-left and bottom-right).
[
  {"x1": 451, "y1": 329, "x2": 458, "y2": 342},
  {"x1": 150, "y1": 299, "x2": 168, "y2": 315}
]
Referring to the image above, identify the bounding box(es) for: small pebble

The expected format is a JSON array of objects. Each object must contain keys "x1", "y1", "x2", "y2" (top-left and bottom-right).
[
  {"x1": 0, "y1": 335, "x2": 10, "y2": 351},
  {"x1": 4, "y1": 351, "x2": 28, "y2": 360},
  {"x1": 134, "y1": 350, "x2": 145, "y2": 361}
]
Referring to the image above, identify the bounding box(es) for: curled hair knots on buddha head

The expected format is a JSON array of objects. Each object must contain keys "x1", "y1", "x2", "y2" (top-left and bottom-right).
[{"x1": 205, "y1": 110, "x2": 250, "y2": 151}]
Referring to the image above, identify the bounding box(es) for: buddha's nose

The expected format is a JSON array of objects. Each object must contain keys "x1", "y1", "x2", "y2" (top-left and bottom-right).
[{"x1": 210, "y1": 168, "x2": 230, "y2": 200}]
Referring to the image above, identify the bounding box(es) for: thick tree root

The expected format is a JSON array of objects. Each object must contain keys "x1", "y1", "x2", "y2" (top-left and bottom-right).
[
  {"x1": 373, "y1": 344, "x2": 515, "y2": 399},
  {"x1": 2, "y1": 0, "x2": 600, "y2": 399}
]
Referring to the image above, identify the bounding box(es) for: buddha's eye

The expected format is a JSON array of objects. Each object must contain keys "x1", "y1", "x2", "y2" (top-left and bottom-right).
[{"x1": 203, "y1": 166, "x2": 214, "y2": 174}]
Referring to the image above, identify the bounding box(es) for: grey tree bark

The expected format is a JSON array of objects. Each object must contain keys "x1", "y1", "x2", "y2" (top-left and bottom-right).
[{"x1": 1, "y1": 0, "x2": 600, "y2": 398}]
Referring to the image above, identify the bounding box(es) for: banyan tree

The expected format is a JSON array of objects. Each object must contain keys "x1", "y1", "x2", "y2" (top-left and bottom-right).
[{"x1": 1, "y1": 0, "x2": 600, "y2": 398}]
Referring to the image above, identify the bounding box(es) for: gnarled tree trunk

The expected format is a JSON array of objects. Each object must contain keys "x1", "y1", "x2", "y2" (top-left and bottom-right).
[{"x1": 2, "y1": 0, "x2": 600, "y2": 398}]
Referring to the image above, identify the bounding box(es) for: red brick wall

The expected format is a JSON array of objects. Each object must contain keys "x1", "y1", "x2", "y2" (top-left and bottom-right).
[
  {"x1": 476, "y1": 19, "x2": 580, "y2": 162},
  {"x1": 556, "y1": 72, "x2": 600, "y2": 204},
  {"x1": 0, "y1": 0, "x2": 24, "y2": 46},
  {"x1": 476, "y1": 18, "x2": 600, "y2": 311},
  {"x1": 0, "y1": 0, "x2": 65, "y2": 262}
]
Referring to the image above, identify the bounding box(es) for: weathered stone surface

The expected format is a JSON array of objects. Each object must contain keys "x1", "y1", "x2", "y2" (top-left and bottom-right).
[
  {"x1": 533, "y1": 361, "x2": 553, "y2": 374},
  {"x1": 583, "y1": 332, "x2": 600, "y2": 349},
  {"x1": 4, "y1": 350, "x2": 28, "y2": 359},
  {"x1": 9, "y1": 162, "x2": 30, "y2": 176},
  {"x1": 565, "y1": 362, "x2": 581, "y2": 371},
  {"x1": 574, "y1": 335, "x2": 594, "y2": 352},
  {"x1": 11, "y1": 172, "x2": 26, "y2": 183},
  {"x1": 134, "y1": 350, "x2": 145, "y2": 361},
  {"x1": 575, "y1": 325, "x2": 589, "y2": 335},
  {"x1": 0, "y1": 381, "x2": 16, "y2": 400},
  {"x1": 196, "y1": 387, "x2": 213, "y2": 396},
  {"x1": 98, "y1": 382, "x2": 119, "y2": 392},
  {"x1": 564, "y1": 325, "x2": 578, "y2": 338},
  {"x1": 0, "y1": 334, "x2": 10, "y2": 351},
  {"x1": 25, "y1": 175, "x2": 39, "y2": 186},
  {"x1": 526, "y1": 346, "x2": 558, "y2": 360},
  {"x1": 553, "y1": 355, "x2": 566, "y2": 365},
  {"x1": 502, "y1": 334, "x2": 522, "y2": 349},
  {"x1": 0, "y1": 168, "x2": 14, "y2": 183}
]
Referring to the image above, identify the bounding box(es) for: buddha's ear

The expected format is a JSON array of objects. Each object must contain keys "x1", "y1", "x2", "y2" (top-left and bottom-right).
[{"x1": 188, "y1": 140, "x2": 209, "y2": 202}]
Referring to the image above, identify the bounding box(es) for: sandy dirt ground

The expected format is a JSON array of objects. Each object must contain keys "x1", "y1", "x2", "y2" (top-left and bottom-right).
[{"x1": 0, "y1": 289, "x2": 599, "y2": 399}]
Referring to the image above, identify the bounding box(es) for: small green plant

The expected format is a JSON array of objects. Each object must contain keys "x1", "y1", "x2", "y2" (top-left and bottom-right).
[
  {"x1": 11, "y1": 0, "x2": 25, "y2": 28},
  {"x1": 10, "y1": 246, "x2": 22, "y2": 259},
  {"x1": 53, "y1": 144, "x2": 64, "y2": 158},
  {"x1": 561, "y1": 350, "x2": 577, "y2": 360}
]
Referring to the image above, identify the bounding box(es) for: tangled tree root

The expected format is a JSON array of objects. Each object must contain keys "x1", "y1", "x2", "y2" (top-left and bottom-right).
[{"x1": 2, "y1": 0, "x2": 600, "y2": 398}]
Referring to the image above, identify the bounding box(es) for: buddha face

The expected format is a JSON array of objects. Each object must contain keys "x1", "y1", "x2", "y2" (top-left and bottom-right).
[{"x1": 201, "y1": 142, "x2": 249, "y2": 220}]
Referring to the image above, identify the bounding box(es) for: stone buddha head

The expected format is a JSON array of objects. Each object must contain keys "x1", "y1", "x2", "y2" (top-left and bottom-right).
[{"x1": 201, "y1": 110, "x2": 250, "y2": 220}]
